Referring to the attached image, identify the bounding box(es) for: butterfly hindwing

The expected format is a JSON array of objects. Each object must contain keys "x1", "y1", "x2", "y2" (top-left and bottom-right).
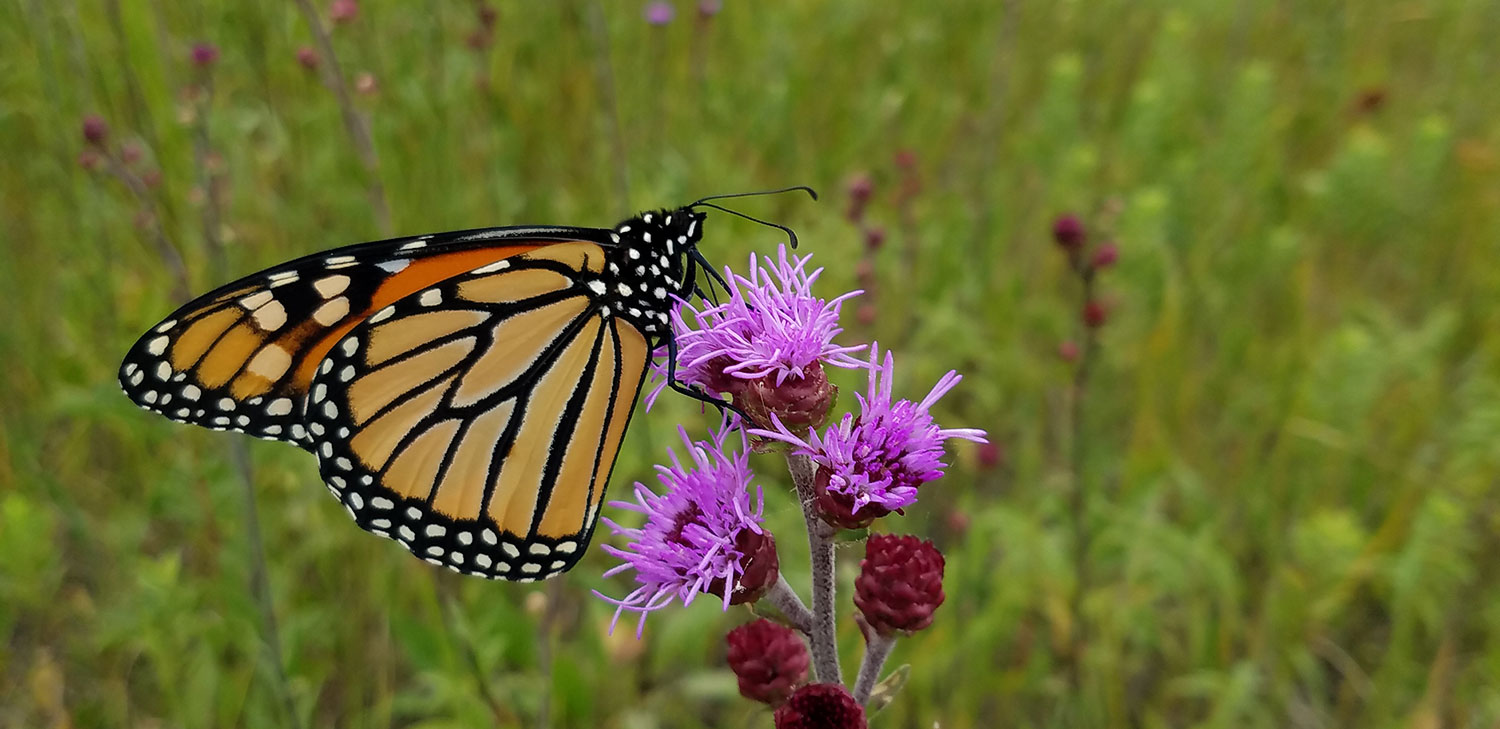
[
  {"x1": 301, "y1": 243, "x2": 653, "y2": 580},
  {"x1": 118, "y1": 228, "x2": 596, "y2": 448}
]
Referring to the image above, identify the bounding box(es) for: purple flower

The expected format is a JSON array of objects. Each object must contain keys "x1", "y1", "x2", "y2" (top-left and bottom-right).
[
  {"x1": 190, "y1": 42, "x2": 219, "y2": 67},
  {"x1": 648, "y1": 245, "x2": 865, "y2": 429},
  {"x1": 644, "y1": 1, "x2": 674, "y2": 25},
  {"x1": 596, "y1": 426, "x2": 778, "y2": 636},
  {"x1": 752, "y1": 343, "x2": 987, "y2": 528}
]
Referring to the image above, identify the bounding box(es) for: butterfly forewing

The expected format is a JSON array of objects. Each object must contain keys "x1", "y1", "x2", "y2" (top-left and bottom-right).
[
  {"x1": 301, "y1": 243, "x2": 653, "y2": 579},
  {"x1": 117, "y1": 229, "x2": 591, "y2": 448}
]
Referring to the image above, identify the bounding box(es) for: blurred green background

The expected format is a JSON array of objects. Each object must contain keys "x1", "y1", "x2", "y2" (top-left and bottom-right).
[{"x1": 4, "y1": 0, "x2": 1500, "y2": 727}]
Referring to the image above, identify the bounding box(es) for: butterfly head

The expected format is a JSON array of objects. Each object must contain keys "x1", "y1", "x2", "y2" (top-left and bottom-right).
[{"x1": 601, "y1": 207, "x2": 708, "y2": 339}]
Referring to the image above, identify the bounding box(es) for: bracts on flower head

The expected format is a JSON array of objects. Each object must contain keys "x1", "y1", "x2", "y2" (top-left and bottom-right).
[
  {"x1": 646, "y1": 245, "x2": 865, "y2": 431},
  {"x1": 594, "y1": 426, "x2": 778, "y2": 636},
  {"x1": 752, "y1": 343, "x2": 988, "y2": 530},
  {"x1": 726, "y1": 619, "x2": 810, "y2": 705},
  {"x1": 854, "y1": 534, "x2": 946, "y2": 636},
  {"x1": 774, "y1": 683, "x2": 868, "y2": 729}
]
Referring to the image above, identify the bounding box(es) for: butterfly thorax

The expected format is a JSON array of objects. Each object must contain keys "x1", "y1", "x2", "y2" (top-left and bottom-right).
[{"x1": 599, "y1": 207, "x2": 706, "y2": 342}]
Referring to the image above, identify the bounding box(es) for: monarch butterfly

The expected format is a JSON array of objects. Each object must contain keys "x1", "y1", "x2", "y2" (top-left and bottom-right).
[{"x1": 119, "y1": 190, "x2": 811, "y2": 582}]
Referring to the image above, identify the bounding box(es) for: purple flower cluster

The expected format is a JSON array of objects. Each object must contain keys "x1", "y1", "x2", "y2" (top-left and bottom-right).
[
  {"x1": 596, "y1": 427, "x2": 777, "y2": 636},
  {"x1": 597, "y1": 216, "x2": 986, "y2": 717}
]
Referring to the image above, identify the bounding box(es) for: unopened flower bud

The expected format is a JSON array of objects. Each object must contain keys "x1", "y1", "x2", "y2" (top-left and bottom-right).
[
  {"x1": 854, "y1": 534, "x2": 945, "y2": 636},
  {"x1": 1058, "y1": 340, "x2": 1079, "y2": 362},
  {"x1": 1083, "y1": 300, "x2": 1108, "y2": 328},
  {"x1": 1091, "y1": 241, "x2": 1119, "y2": 269},
  {"x1": 296, "y1": 46, "x2": 319, "y2": 70},
  {"x1": 863, "y1": 226, "x2": 886, "y2": 251},
  {"x1": 82, "y1": 115, "x2": 108, "y2": 147},
  {"x1": 774, "y1": 683, "x2": 867, "y2": 729},
  {"x1": 329, "y1": 0, "x2": 358, "y2": 24},
  {"x1": 725, "y1": 619, "x2": 808, "y2": 705},
  {"x1": 191, "y1": 42, "x2": 219, "y2": 67},
  {"x1": 1052, "y1": 214, "x2": 1085, "y2": 250}
]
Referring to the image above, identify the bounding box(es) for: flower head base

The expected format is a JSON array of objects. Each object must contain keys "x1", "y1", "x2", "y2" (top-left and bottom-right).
[
  {"x1": 854, "y1": 534, "x2": 946, "y2": 636},
  {"x1": 754, "y1": 343, "x2": 987, "y2": 529},
  {"x1": 597, "y1": 427, "x2": 776, "y2": 636},
  {"x1": 649, "y1": 245, "x2": 864, "y2": 431},
  {"x1": 726, "y1": 619, "x2": 809, "y2": 705},
  {"x1": 774, "y1": 683, "x2": 867, "y2": 729}
]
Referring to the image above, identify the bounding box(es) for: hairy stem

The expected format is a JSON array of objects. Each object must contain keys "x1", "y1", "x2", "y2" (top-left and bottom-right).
[
  {"x1": 852, "y1": 631, "x2": 896, "y2": 705},
  {"x1": 787, "y1": 453, "x2": 841, "y2": 685},
  {"x1": 293, "y1": 0, "x2": 392, "y2": 236},
  {"x1": 763, "y1": 573, "x2": 814, "y2": 635}
]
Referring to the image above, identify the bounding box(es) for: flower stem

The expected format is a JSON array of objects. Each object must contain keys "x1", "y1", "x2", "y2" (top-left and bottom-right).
[
  {"x1": 787, "y1": 453, "x2": 842, "y2": 685},
  {"x1": 1066, "y1": 266, "x2": 1100, "y2": 688},
  {"x1": 763, "y1": 573, "x2": 814, "y2": 635},
  {"x1": 293, "y1": 0, "x2": 392, "y2": 236},
  {"x1": 852, "y1": 632, "x2": 896, "y2": 705}
]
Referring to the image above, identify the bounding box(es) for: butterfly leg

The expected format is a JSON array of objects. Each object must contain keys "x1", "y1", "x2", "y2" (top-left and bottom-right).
[{"x1": 663, "y1": 334, "x2": 754, "y2": 426}]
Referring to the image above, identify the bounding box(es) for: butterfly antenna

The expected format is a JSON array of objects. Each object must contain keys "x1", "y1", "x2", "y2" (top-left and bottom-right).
[
  {"x1": 691, "y1": 185, "x2": 818, "y2": 206},
  {"x1": 691, "y1": 202, "x2": 803, "y2": 249}
]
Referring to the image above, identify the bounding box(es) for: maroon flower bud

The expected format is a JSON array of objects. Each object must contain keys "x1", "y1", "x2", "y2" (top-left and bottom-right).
[
  {"x1": 863, "y1": 226, "x2": 885, "y2": 251},
  {"x1": 1058, "y1": 340, "x2": 1079, "y2": 362},
  {"x1": 774, "y1": 683, "x2": 867, "y2": 729},
  {"x1": 698, "y1": 0, "x2": 722, "y2": 18},
  {"x1": 1082, "y1": 300, "x2": 1108, "y2": 328},
  {"x1": 854, "y1": 534, "x2": 945, "y2": 635},
  {"x1": 329, "y1": 0, "x2": 358, "y2": 24},
  {"x1": 296, "y1": 46, "x2": 320, "y2": 70},
  {"x1": 141, "y1": 170, "x2": 163, "y2": 188},
  {"x1": 120, "y1": 142, "x2": 143, "y2": 165},
  {"x1": 893, "y1": 148, "x2": 918, "y2": 170},
  {"x1": 730, "y1": 361, "x2": 838, "y2": 434},
  {"x1": 847, "y1": 174, "x2": 873, "y2": 205},
  {"x1": 707, "y1": 529, "x2": 779, "y2": 606},
  {"x1": 82, "y1": 115, "x2": 108, "y2": 147},
  {"x1": 855, "y1": 259, "x2": 876, "y2": 287},
  {"x1": 815, "y1": 468, "x2": 886, "y2": 530},
  {"x1": 725, "y1": 619, "x2": 808, "y2": 705},
  {"x1": 856, "y1": 303, "x2": 878, "y2": 327},
  {"x1": 191, "y1": 42, "x2": 219, "y2": 67},
  {"x1": 945, "y1": 508, "x2": 971, "y2": 535},
  {"x1": 1091, "y1": 241, "x2": 1118, "y2": 269},
  {"x1": 1052, "y1": 214, "x2": 1085, "y2": 250},
  {"x1": 845, "y1": 173, "x2": 873, "y2": 222},
  {"x1": 977, "y1": 440, "x2": 1003, "y2": 469},
  {"x1": 477, "y1": 2, "x2": 498, "y2": 28},
  {"x1": 77, "y1": 149, "x2": 102, "y2": 171}
]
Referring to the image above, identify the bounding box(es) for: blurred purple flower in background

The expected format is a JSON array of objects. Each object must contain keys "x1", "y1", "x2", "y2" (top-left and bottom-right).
[
  {"x1": 596, "y1": 427, "x2": 777, "y2": 636},
  {"x1": 190, "y1": 42, "x2": 219, "y2": 67},
  {"x1": 644, "y1": 1, "x2": 675, "y2": 25}
]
